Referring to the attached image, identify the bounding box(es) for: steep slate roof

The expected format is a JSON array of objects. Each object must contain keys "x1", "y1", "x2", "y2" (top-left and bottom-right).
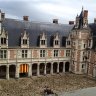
[{"x1": 2, "y1": 18, "x2": 73, "y2": 47}]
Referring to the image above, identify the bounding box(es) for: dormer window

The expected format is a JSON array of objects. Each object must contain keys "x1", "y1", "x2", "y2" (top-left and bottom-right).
[
  {"x1": 23, "y1": 39, "x2": 27, "y2": 45},
  {"x1": 21, "y1": 29, "x2": 29, "y2": 48},
  {"x1": 67, "y1": 40, "x2": 70, "y2": 45},
  {"x1": 0, "y1": 27, "x2": 8, "y2": 48},
  {"x1": 1, "y1": 37, "x2": 6, "y2": 44},
  {"x1": 41, "y1": 40, "x2": 45, "y2": 45},
  {"x1": 53, "y1": 32, "x2": 60, "y2": 47},
  {"x1": 55, "y1": 40, "x2": 59, "y2": 45},
  {"x1": 40, "y1": 32, "x2": 47, "y2": 48}
]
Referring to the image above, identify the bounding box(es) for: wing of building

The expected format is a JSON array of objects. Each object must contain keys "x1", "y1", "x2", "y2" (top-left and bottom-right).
[{"x1": 0, "y1": 8, "x2": 96, "y2": 80}]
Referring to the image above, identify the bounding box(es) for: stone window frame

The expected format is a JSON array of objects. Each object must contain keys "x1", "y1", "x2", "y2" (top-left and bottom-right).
[
  {"x1": 1, "y1": 37, "x2": 6, "y2": 44},
  {"x1": 0, "y1": 50, "x2": 7, "y2": 59},
  {"x1": 67, "y1": 40, "x2": 70, "y2": 45},
  {"x1": 40, "y1": 49, "x2": 46, "y2": 57},
  {"x1": 55, "y1": 40, "x2": 59, "y2": 45},
  {"x1": 66, "y1": 50, "x2": 70, "y2": 57},
  {"x1": 22, "y1": 50, "x2": 28, "y2": 58},
  {"x1": 41, "y1": 40, "x2": 45, "y2": 45},
  {"x1": 54, "y1": 50, "x2": 58, "y2": 57},
  {"x1": 23, "y1": 39, "x2": 27, "y2": 45}
]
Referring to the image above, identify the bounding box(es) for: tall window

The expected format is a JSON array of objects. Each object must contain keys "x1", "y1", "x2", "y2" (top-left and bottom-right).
[
  {"x1": 23, "y1": 39, "x2": 27, "y2": 44},
  {"x1": 40, "y1": 50, "x2": 45, "y2": 57},
  {"x1": 84, "y1": 44, "x2": 86, "y2": 48},
  {"x1": 54, "y1": 50, "x2": 58, "y2": 57},
  {"x1": 22, "y1": 50, "x2": 28, "y2": 58},
  {"x1": 0, "y1": 50, "x2": 7, "y2": 59},
  {"x1": 55, "y1": 40, "x2": 58, "y2": 45},
  {"x1": 1, "y1": 37, "x2": 6, "y2": 44},
  {"x1": 41, "y1": 40, "x2": 45, "y2": 45},
  {"x1": 66, "y1": 50, "x2": 70, "y2": 57},
  {"x1": 67, "y1": 41, "x2": 70, "y2": 45}
]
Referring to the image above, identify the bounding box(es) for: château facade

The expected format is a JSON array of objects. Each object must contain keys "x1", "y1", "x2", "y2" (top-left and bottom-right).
[{"x1": 0, "y1": 8, "x2": 96, "y2": 80}]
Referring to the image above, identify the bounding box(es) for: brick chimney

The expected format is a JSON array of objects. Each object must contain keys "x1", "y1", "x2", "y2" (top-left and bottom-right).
[
  {"x1": 23, "y1": 16, "x2": 29, "y2": 21},
  {"x1": 69, "y1": 21, "x2": 74, "y2": 25},
  {"x1": 53, "y1": 19, "x2": 58, "y2": 24},
  {"x1": 84, "y1": 10, "x2": 88, "y2": 18}
]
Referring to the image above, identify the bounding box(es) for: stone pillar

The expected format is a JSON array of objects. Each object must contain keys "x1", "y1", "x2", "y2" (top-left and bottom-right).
[
  {"x1": 37, "y1": 64, "x2": 40, "y2": 76},
  {"x1": 28, "y1": 64, "x2": 32, "y2": 77},
  {"x1": 51, "y1": 63, "x2": 53, "y2": 75},
  {"x1": 6, "y1": 65, "x2": 9, "y2": 80},
  {"x1": 69, "y1": 62, "x2": 71, "y2": 72},
  {"x1": 63, "y1": 63, "x2": 65, "y2": 73},
  {"x1": 44, "y1": 64, "x2": 47, "y2": 75},
  {"x1": 15, "y1": 64, "x2": 19, "y2": 79},
  {"x1": 57, "y1": 63, "x2": 59, "y2": 73}
]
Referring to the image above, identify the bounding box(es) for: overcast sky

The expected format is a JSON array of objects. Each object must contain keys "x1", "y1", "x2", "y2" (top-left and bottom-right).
[{"x1": 0, "y1": 0, "x2": 96, "y2": 24}]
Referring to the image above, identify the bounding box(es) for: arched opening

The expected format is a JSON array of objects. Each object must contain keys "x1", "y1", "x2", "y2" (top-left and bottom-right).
[
  {"x1": 40, "y1": 63, "x2": 45, "y2": 75},
  {"x1": 19, "y1": 64, "x2": 29, "y2": 77},
  {"x1": 53, "y1": 62, "x2": 58, "y2": 73},
  {"x1": 65, "y1": 62, "x2": 70, "y2": 72},
  {"x1": 0, "y1": 65, "x2": 6, "y2": 79},
  {"x1": 32, "y1": 64, "x2": 37, "y2": 76},
  {"x1": 9, "y1": 65, "x2": 16, "y2": 78},
  {"x1": 46, "y1": 63, "x2": 51, "y2": 74},
  {"x1": 59, "y1": 62, "x2": 63, "y2": 73}
]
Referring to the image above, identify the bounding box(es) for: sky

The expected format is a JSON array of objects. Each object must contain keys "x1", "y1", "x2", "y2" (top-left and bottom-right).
[{"x1": 0, "y1": 0, "x2": 96, "y2": 24}]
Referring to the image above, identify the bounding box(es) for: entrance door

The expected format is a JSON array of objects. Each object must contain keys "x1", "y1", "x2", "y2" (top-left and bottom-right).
[{"x1": 19, "y1": 64, "x2": 29, "y2": 77}]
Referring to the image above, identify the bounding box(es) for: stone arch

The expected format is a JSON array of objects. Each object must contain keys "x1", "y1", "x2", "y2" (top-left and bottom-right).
[
  {"x1": 53, "y1": 62, "x2": 58, "y2": 73},
  {"x1": 40, "y1": 63, "x2": 45, "y2": 75},
  {"x1": 19, "y1": 64, "x2": 29, "y2": 77},
  {"x1": 0, "y1": 65, "x2": 6, "y2": 79},
  {"x1": 59, "y1": 62, "x2": 63, "y2": 73},
  {"x1": 9, "y1": 65, "x2": 16, "y2": 78},
  {"x1": 65, "y1": 62, "x2": 70, "y2": 72},
  {"x1": 32, "y1": 63, "x2": 37, "y2": 76},
  {"x1": 46, "y1": 63, "x2": 51, "y2": 74}
]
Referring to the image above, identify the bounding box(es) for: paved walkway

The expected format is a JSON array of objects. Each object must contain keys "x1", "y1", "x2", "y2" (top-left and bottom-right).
[{"x1": 59, "y1": 87, "x2": 96, "y2": 96}]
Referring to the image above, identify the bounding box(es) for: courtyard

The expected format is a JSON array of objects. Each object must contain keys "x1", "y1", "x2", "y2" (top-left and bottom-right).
[{"x1": 0, "y1": 73, "x2": 96, "y2": 96}]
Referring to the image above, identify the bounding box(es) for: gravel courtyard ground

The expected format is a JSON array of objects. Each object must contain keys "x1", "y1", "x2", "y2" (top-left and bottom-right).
[{"x1": 0, "y1": 73, "x2": 96, "y2": 96}]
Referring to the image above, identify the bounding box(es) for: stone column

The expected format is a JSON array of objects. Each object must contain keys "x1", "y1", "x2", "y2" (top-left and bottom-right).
[
  {"x1": 57, "y1": 63, "x2": 59, "y2": 73},
  {"x1": 15, "y1": 64, "x2": 19, "y2": 79},
  {"x1": 63, "y1": 63, "x2": 65, "y2": 73},
  {"x1": 37, "y1": 64, "x2": 40, "y2": 76},
  {"x1": 69, "y1": 62, "x2": 71, "y2": 72},
  {"x1": 51, "y1": 63, "x2": 53, "y2": 75},
  {"x1": 6, "y1": 65, "x2": 9, "y2": 80},
  {"x1": 44, "y1": 64, "x2": 47, "y2": 75},
  {"x1": 28, "y1": 64, "x2": 32, "y2": 77}
]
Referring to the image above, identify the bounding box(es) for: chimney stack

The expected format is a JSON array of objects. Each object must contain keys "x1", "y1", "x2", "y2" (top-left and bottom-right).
[
  {"x1": 69, "y1": 21, "x2": 74, "y2": 25},
  {"x1": 23, "y1": 16, "x2": 29, "y2": 21},
  {"x1": 53, "y1": 19, "x2": 58, "y2": 24},
  {"x1": 84, "y1": 10, "x2": 88, "y2": 18}
]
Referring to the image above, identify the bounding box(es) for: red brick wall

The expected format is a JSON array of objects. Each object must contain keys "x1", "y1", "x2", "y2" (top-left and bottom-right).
[
  {"x1": 60, "y1": 50, "x2": 64, "y2": 57},
  {"x1": 33, "y1": 50, "x2": 38, "y2": 58},
  {"x1": 48, "y1": 50, "x2": 52, "y2": 57},
  {"x1": 10, "y1": 50, "x2": 15, "y2": 59}
]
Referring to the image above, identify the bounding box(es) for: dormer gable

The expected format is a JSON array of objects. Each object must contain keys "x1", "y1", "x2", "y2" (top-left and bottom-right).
[
  {"x1": 53, "y1": 32, "x2": 60, "y2": 48},
  {"x1": 40, "y1": 31, "x2": 47, "y2": 48},
  {"x1": 21, "y1": 29, "x2": 29, "y2": 48},
  {"x1": 0, "y1": 27, "x2": 8, "y2": 48}
]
